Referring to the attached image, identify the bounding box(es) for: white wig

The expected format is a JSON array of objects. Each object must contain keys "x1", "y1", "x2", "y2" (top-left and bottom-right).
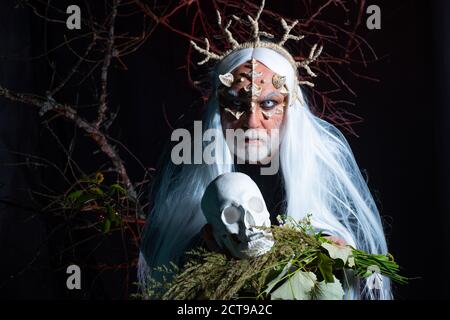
[{"x1": 138, "y1": 47, "x2": 392, "y2": 300}]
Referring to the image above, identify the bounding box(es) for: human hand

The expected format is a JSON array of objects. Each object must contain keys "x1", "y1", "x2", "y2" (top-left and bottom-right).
[
  {"x1": 324, "y1": 235, "x2": 347, "y2": 246},
  {"x1": 201, "y1": 224, "x2": 223, "y2": 252}
]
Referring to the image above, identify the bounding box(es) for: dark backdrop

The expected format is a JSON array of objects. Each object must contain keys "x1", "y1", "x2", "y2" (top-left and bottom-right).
[{"x1": 0, "y1": 0, "x2": 449, "y2": 299}]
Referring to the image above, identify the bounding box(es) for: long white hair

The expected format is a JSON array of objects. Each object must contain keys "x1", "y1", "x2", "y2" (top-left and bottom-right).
[{"x1": 138, "y1": 47, "x2": 392, "y2": 299}]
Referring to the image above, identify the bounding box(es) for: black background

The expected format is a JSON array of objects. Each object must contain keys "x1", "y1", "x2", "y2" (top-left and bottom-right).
[{"x1": 0, "y1": 0, "x2": 449, "y2": 300}]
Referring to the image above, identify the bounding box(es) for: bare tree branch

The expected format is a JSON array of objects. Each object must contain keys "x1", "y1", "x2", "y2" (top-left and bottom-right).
[
  {"x1": 95, "y1": 0, "x2": 121, "y2": 129},
  {"x1": 0, "y1": 86, "x2": 135, "y2": 199}
]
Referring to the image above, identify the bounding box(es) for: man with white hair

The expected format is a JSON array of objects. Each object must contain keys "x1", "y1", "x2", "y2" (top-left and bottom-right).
[{"x1": 139, "y1": 0, "x2": 391, "y2": 300}]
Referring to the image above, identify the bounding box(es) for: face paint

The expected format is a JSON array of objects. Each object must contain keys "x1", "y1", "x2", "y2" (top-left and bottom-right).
[
  {"x1": 258, "y1": 91, "x2": 285, "y2": 119},
  {"x1": 218, "y1": 59, "x2": 288, "y2": 164},
  {"x1": 218, "y1": 59, "x2": 288, "y2": 121},
  {"x1": 223, "y1": 108, "x2": 245, "y2": 120},
  {"x1": 260, "y1": 105, "x2": 284, "y2": 120}
]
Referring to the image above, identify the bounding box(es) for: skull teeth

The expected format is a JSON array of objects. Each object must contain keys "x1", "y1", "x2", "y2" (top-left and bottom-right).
[
  {"x1": 245, "y1": 237, "x2": 274, "y2": 256},
  {"x1": 248, "y1": 231, "x2": 265, "y2": 241}
]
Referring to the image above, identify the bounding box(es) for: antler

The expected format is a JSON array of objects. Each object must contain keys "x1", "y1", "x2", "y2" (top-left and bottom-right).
[
  {"x1": 279, "y1": 19, "x2": 304, "y2": 46},
  {"x1": 247, "y1": 0, "x2": 266, "y2": 43},
  {"x1": 298, "y1": 80, "x2": 316, "y2": 87},
  {"x1": 224, "y1": 20, "x2": 240, "y2": 49},
  {"x1": 190, "y1": 38, "x2": 223, "y2": 65},
  {"x1": 190, "y1": 0, "x2": 323, "y2": 89},
  {"x1": 216, "y1": 11, "x2": 240, "y2": 49},
  {"x1": 296, "y1": 43, "x2": 323, "y2": 77}
]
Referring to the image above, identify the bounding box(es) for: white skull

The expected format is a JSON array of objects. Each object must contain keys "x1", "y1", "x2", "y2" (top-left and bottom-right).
[{"x1": 201, "y1": 172, "x2": 274, "y2": 259}]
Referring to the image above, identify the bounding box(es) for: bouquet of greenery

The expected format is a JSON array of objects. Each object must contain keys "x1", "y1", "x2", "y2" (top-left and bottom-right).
[{"x1": 144, "y1": 216, "x2": 407, "y2": 300}]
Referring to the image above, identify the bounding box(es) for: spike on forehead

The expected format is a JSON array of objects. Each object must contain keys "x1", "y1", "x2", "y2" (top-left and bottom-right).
[
  {"x1": 244, "y1": 83, "x2": 262, "y2": 97},
  {"x1": 243, "y1": 58, "x2": 262, "y2": 79},
  {"x1": 245, "y1": 70, "x2": 263, "y2": 78},
  {"x1": 251, "y1": 59, "x2": 262, "y2": 97},
  {"x1": 219, "y1": 73, "x2": 234, "y2": 87},
  {"x1": 272, "y1": 74, "x2": 286, "y2": 89}
]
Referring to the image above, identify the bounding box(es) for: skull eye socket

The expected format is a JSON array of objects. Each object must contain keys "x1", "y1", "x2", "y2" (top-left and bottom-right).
[
  {"x1": 248, "y1": 196, "x2": 264, "y2": 213},
  {"x1": 222, "y1": 206, "x2": 241, "y2": 224}
]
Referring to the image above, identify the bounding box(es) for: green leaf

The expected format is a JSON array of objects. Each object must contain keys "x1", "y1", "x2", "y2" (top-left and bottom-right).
[
  {"x1": 317, "y1": 253, "x2": 334, "y2": 283},
  {"x1": 89, "y1": 187, "x2": 104, "y2": 196},
  {"x1": 103, "y1": 219, "x2": 111, "y2": 233},
  {"x1": 321, "y1": 242, "x2": 353, "y2": 265},
  {"x1": 270, "y1": 271, "x2": 317, "y2": 300},
  {"x1": 66, "y1": 190, "x2": 98, "y2": 209},
  {"x1": 264, "y1": 260, "x2": 293, "y2": 295},
  {"x1": 312, "y1": 276, "x2": 345, "y2": 300},
  {"x1": 67, "y1": 190, "x2": 84, "y2": 202},
  {"x1": 110, "y1": 183, "x2": 127, "y2": 195},
  {"x1": 106, "y1": 205, "x2": 121, "y2": 225}
]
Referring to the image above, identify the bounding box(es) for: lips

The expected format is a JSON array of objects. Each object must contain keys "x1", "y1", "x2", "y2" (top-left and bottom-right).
[{"x1": 245, "y1": 138, "x2": 262, "y2": 145}]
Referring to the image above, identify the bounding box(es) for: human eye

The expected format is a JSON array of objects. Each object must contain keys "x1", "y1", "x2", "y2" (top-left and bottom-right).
[
  {"x1": 231, "y1": 99, "x2": 242, "y2": 107},
  {"x1": 219, "y1": 95, "x2": 244, "y2": 111},
  {"x1": 260, "y1": 100, "x2": 278, "y2": 109}
]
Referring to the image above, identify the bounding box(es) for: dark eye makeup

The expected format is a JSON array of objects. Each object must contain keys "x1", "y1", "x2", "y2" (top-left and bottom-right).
[
  {"x1": 219, "y1": 88, "x2": 285, "y2": 112},
  {"x1": 260, "y1": 100, "x2": 278, "y2": 109}
]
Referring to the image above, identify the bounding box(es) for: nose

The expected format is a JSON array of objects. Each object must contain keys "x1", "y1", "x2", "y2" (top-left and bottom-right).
[
  {"x1": 242, "y1": 107, "x2": 262, "y2": 129},
  {"x1": 244, "y1": 211, "x2": 256, "y2": 229}
]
